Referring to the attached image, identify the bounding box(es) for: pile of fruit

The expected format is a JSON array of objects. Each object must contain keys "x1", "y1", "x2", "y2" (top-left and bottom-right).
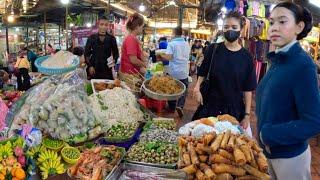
[
  {"x1": 0, "y1": 137, "x2": 26, "y2": 180},
  {"x1": 126, "y1": 142, "x2": 179, "y2": 165},
  {"x1": 26, "y1": 138, "x2": 80, "y2": 179},
  {"x1": 0, "y1": 90, "x2": 23, "y2": 108}
]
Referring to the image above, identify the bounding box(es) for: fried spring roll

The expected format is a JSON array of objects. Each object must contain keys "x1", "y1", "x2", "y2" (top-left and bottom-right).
[
  {"x1": 187, "y1": 142, "x2": 200, "y2": 165},
  {"x1": 195, "y1": 144, "x2": 205, "y2": 155},
  {"x1": 211, "y1": 134, "x2": 224, "y2": 152},
  {"x1": 212, "y1": 163, "x2": 246, "y2": 176},
  {"x1": 234, "y1": 148, "x2": 246, "y2": 165},
  {"x1": 257, "y1": 152, "x2": 268, "y2": 173},
  {"x1": 177, "y1": 160, "x2": 186, "y2": 169},
  {"x1": 236, "y1": 137, "x2": 247, "y2": 146},
  {"x1": 226, "y1": 134, "x2": 236, "y2": 152},
  {"x1": 199, "y1": 155, "x2": 208, "y2": 163},
  {"x1": 183, "y1": 153, "x2": 191, "y2": 166},
  {"x1": 248, "y1": 141, "x2": 263, "y2": 153},
  {"x1": 240, "y1": 145, "x2": 252, "y2": 162},
  {"x1": 242, "y1": 164, "x2": 271, "y2": 180},
  {"x1": 218, "y1": 149, "x2": 235, "y2": 161},
  {"x1": 216, "y1": 173, "x2": 234, "y2": 180},
  {"x1": 200, "y1": 163, "x2": 216, "y2": 179},
  {"x1": 203, "y1": 133, "x2": 216, "y2": 146},
  {"x1": 209, "y1": 154, "x2": 232, "y2": 164},
  {"x1": 196, "y1": 143, "x2": 212, "y2": 154},
  {"x1": 249, "y1": 150, "x2": 258, "y2": 169},
  {"x1": 221, "y1": 130, "x2": 231, "y2": 149},
  {"x1": 235, "y1": 175, "x2": 259, "y2": 180},
  {"x1": 178, "y1": 137, "x2": 188, "y2": 147},
  {"x1": 182, "y1": 164, "x2": 197, "y2": 174},
  {"x1": 196, "y1": 170, "x2": 205, "y2": 180}
]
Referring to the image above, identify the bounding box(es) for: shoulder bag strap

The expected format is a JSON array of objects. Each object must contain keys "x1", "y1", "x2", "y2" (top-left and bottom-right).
[{"x1": 206, "y1": 43, "x2": 218, "y2": 80}]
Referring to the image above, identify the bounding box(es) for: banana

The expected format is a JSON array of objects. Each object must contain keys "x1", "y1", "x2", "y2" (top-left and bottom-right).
[
  {"x1": 40, "y1": 160, "x2": 65, "y2": 179},
  {"x1": 38, "y1": 149, "x2": 60, "y2": 164}
]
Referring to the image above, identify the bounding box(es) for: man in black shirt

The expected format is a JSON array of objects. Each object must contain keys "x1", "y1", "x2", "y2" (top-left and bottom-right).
[{"x1": 85, "y1": 16, "x2": 119, "y2": 79}]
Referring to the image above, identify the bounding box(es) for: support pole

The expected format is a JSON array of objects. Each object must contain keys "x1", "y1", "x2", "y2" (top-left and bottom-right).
[
  {"x1": 5, "y1": 26, "x2": 9, "y2": 54},
  {"x1": 44, "y1": 11, "x2": 47, "y2": 54},
  {"x1": 178, "y1": 7, "x2": 184, "y2": 28},
  {"x1": 65, "y1": 5, "x2": 69, "y2": 50}
]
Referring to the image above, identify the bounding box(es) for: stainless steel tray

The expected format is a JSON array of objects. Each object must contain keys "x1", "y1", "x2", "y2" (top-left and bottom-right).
[
  {"x1": 125, "y1": 160, "x2": 177, "y2": 169},
  {"x1": 141, "y1": 79, "x2": 186, "y2": 101},
  {"x1": 107, "y1": 163, "x2": 187, "y2": 180}
]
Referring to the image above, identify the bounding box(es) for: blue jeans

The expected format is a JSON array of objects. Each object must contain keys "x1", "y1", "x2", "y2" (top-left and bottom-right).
[{"x1": 168, "y1": 78, "x2": 189, "y2": 110}]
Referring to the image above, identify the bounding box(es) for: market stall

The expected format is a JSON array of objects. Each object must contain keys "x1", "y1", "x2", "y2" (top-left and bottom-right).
[{"x1": 0, "y1": 48, "x2": 271, "y2": 180}]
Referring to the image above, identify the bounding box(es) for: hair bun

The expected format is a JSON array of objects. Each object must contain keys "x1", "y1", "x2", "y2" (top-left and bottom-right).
[{"x1": 297, "y1": 7, "x2": 313, "y2": 40}]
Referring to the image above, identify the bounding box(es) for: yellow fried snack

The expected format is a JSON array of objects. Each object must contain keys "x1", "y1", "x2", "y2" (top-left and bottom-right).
[
  {"x1": 241, "y1": 164, "x2": 271, "y2": 180},
  {"x1": 212, "y1": 163, "x2": 246, "y2": 176},
  {"x1": 147, "y1": 75, "x2": 182, "y2": 94}
]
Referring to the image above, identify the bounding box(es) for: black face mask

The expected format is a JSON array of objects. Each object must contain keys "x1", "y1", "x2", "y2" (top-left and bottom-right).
[{"x1": 224, "y1": 30, "x2": 240, "y2": 42}]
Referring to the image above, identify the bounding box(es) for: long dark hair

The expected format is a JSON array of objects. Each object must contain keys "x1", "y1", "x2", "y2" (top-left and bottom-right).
[{"x1": 274, "y1": 2, "x2": 313, "y2": 40}]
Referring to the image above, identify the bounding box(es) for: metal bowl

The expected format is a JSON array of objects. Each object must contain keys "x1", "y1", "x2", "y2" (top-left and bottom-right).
[{"x1": 142, "y1": 78, "x2": 186, "y2": 101}]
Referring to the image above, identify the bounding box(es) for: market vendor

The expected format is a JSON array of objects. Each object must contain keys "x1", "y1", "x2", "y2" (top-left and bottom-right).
[
  {"x1": 158, "y1": 27, "x2": 191, "y2": 118},
  {"x1": 193, "y1": 11, "x2": 257, "y2": 135},
  {"x1": 85, "y1": 15, "x2": 119, "y2": 80},
  {"x1": 256, "y1": 2, "x2": 320, "y2": 180},
  {"x1": 119, "y1": 13, "x2": 147, "y2": 75}
]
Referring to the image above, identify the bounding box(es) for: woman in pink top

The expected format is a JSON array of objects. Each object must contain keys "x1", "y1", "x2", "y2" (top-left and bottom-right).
[{"x1": 120, "y1": 13, "x2": 146, "y2": 75}]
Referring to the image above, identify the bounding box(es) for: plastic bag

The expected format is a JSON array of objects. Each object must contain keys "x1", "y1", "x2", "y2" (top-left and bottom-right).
[
  {"x1": 214, "y1": 121, "x2": 240, "y2": 135},
  {"x1": 11, "y1": 69, "x2": 98, "y2": 140},
  {"x1": 191, "y1": 124, "x2": 216, "y2": 138}
]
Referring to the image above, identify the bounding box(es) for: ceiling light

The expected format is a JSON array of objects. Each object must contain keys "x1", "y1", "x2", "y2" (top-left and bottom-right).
[
  {"x1": 310, "y1": 0, "x2": 320, "y2": 8},
  {"x1": 168, "y1": 0, "x2": 176, "y2": 6},
  {"x1": 139, "y1": 3, "x2": 146, "y2": 12},
  {"x1": 60, "y1": 0, "x2": 70, "y2": 5},
  {"x1": 15, "y1": 28, "x2": 20, "y2": 32},
  {"x1": 221, "y1": 7, "x2": 227, "y2": 13},
  {"x1": 70, "y1": 23, "x2": 74, "y2": 27},
  {"x1": 7, "y1": 15, "x2": 15, "y2": 23},
  {"x1": 86, "y1": 23, "x2": 92, "y2": 28}
]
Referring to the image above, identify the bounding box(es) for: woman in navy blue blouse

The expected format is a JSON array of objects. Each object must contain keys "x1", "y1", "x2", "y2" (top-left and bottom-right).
[{"x1": 256, "y1": 2, "x2": 320, "y2": 180}]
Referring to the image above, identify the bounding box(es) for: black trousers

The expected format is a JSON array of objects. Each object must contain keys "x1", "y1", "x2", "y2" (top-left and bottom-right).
[{"x1": 16, "y1": 68, "x2": 31, "y2": 91}]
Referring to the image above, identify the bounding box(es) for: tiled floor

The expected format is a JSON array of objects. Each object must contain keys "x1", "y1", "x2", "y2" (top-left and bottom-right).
[{"x1": 160, "y1": 77, "x2": 320, "y2": 179}]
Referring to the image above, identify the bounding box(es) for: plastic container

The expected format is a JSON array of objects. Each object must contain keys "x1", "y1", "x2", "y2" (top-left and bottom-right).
[{"x1": 35, "y1": 56, "x2": 79, "y2": 75}]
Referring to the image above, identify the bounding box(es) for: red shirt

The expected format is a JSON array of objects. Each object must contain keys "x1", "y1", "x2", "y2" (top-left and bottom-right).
[{"x1": 120, "y1": 34, "x2": 142, "y2": 74}]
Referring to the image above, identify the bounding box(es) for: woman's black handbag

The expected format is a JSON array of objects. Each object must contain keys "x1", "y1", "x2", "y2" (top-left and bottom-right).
[{"x1": 200, "y1": 43, "x2": 218, "y2": 101}]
